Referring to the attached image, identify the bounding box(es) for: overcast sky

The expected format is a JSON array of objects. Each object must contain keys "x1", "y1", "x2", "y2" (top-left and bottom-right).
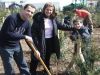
[{"x1": 1, "y1": 0, "x2": 73, "y2": 7}]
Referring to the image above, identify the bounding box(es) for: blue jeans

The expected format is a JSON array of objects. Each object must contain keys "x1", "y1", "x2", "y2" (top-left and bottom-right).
[{"x1": 0, "y1": 46, "x2": 30, "y2": 75}]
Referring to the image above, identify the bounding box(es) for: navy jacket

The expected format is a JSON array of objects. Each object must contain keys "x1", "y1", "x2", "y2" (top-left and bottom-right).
[{"x1": 0, "y1": 13, "x2": 31, "y2": 48}]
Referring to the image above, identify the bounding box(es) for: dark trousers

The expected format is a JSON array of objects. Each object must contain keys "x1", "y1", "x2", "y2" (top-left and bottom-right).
[{"x1": 30, "y1": 38, "x2": 54, "y2": 75}]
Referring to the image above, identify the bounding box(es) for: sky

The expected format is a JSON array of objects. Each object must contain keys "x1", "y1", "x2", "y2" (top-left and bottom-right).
[{"x1": 1, "y1": 0, "x2": 73, "y2": 8}]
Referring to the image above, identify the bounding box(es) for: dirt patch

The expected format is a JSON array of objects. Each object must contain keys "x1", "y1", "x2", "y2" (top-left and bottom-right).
[{"x1": 0, "y1": 28, "x2": 100, "y2": 75}]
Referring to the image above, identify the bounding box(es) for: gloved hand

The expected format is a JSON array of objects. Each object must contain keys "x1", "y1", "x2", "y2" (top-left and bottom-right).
[{"x1": 25, "y1": 35, "x2": 33, "y2": 43}]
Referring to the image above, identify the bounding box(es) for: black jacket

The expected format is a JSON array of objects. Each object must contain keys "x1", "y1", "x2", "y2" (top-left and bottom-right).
[
  {"x1": 31, "y1": 12, "x2": 74, "y2": 59},
  {"x1": 0, "y1": 13, "x2": 31, "y2": 48}
]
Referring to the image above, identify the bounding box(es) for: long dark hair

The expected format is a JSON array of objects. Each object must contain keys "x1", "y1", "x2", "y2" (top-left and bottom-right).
[{"x1": 42, "y1": 2, "x2": 57, "y2": 19}]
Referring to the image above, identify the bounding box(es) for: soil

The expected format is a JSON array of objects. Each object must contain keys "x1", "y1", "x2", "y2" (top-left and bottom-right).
[{"x1": 0, "y1": 28, "x2": 100, "y2": 75}]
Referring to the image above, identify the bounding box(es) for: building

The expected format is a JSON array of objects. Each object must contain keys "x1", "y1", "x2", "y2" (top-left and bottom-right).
[
  {"x1": 0, "y1": 2, "x2": 5, "y2": 9},
  {"x1": 86, "y1": 0, "x2": 98, "y2": 7}
]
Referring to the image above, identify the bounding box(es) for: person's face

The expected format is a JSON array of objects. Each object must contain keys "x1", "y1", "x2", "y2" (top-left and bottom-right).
[
  {"x1": 44, "y1": 6, "x2": 54, "y2": 17},
  {"x1": 74, "y1": 22, "x2": 80, "y2": 26},
  {"x1": 74, "y1": 21, "x2": 83, "y2": 29},
  {"x1": 22, "y1": 6, "x2": 35, "y2": 20}
]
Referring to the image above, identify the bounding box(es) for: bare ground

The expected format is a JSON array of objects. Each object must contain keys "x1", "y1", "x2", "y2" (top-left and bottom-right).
[{"x1": 0, "y1": 28, "x2": 100, "y2": 75}]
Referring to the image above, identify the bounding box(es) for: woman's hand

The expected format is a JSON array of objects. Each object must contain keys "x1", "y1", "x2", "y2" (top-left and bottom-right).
[{"x1": 34, "y1": 50, "x2": 40, "y2": 59}]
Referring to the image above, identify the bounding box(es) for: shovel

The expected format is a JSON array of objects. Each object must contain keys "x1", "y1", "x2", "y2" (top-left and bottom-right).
[{"x1": 25, "y1": 39, "x2": 52, "y2": 75}]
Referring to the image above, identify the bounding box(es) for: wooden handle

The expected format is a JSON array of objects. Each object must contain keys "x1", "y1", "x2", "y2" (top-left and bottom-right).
[{"x1": 25, "y1": 39, "x2": 51, "y2": 75}]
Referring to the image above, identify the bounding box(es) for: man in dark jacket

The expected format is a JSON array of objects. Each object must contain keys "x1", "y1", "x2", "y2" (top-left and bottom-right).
[{"x1": 0, "y1": 4, "x2": 36, "y2": 75}]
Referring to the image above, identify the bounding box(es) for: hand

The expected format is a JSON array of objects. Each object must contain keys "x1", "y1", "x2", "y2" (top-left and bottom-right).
[
  {"x1": 34, "y1": 50, "x2": 40, "y2": 59},
  {"x1": 25, "y1": 35, "x2": 33, "y2": 43}
]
